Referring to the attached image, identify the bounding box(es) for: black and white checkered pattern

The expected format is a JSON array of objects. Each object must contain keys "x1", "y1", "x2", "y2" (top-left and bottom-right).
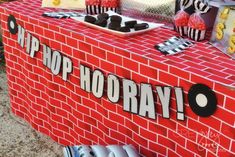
[
  {"x1": 42, "y1": 12, "x2": 82, "y2": 19},
  {"x1": 155, "y1": 36, "x2": 194, "y2": 55}
]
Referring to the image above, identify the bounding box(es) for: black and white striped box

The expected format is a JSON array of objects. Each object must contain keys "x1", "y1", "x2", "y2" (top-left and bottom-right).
[
  {"x1": 188, "y1": 28, "x2": 206, "y2": 41},
  {"x1": 176, "y1": 26, "x2": 188, "y2": 36},
  {"x1": 86, "y1": 5, "x2": 101, "y2": 15}
]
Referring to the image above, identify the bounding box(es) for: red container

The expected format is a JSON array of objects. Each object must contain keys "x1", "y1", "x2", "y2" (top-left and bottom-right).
[
  {"x1": 188, "y1": 13, "x2": 207, "y2": 41},
  {"x1": 100, "y1": 0, "x2": 119, "y2": 13}
]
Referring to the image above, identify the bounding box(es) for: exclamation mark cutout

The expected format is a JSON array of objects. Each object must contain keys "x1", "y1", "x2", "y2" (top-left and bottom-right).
[{"x1": 175, "y1": 87, "x2": 185, "y2": 120}]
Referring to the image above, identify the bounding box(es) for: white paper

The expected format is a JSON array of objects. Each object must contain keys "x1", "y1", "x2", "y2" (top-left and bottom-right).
[{"x1": 42, "y1": 0, "x2": 86, "y2": 9}]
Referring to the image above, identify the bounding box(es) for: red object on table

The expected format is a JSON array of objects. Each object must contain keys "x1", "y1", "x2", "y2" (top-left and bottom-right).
[
  {"x1": 101, "y1": 0, "x2": 119, "y2": 8},
  {"x1": 0, "y1": 0, "x2": 235, "y2": 157},
  {"x1": 188, "y1": 14, "x2": 206, "y2": 30},
  {"x1": 85, "y1": 0, "x2": 100, "y2": 6},
  {"x1": 174, "y1": 11, "x2": 190, "y2": 26},
  {"x1": 174, "y1": 11, "x2": 190, "y2": 36}
]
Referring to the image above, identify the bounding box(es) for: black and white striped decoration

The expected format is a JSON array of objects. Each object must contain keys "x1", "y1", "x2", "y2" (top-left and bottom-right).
[
  {"x1": 86, "y1": 5, "x2": 101, "y2": 15},
  {"x1": 194, "y1": 0, "x2": 210, "y2": 14},
  {"x1": 188, "y1": 27, "x2": 206, "y2": 41},
  {"x1": 180, "y1": 0, "x2": 193, "y2": 9},
  {"x1": 155, "y1": 36, "x2": 194, "y2": 55},
  {"x1": 86, "y1": 5, "x2": 118, "y2": 15},
  {"x1": 101, "y1": 7, "x2": 118, "y2": 13},
  {"x1": 176, "y1": 26, "x2": 188, "y2": 36},
  {"x1": 42, "y1": 12, "x2": 82, "y2": 19}
]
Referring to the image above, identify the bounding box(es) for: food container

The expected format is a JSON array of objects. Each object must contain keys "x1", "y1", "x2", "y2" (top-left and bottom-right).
[
  {"x1": 86, "y1": 0, "x2": 101, "y2": 15},
  {"x1": 100, "y1": 0, "x2": 119, "y2": 13}
]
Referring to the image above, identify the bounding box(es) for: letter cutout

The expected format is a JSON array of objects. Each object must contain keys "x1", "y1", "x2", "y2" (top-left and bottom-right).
[
  {"x1": 139, "y1": 84, "x2": 156, "y2": 119},
  {"x1": 107, "y1": 75, "x2": 120, "y2": 103},
  {"x1": 92, "y1": 70, "x2": 104, "y2": 98},
  {"x1": 30, "y1": 36, "x2": 40, "y2": 58},
  {"x1": 62, "y1": 56, "x2": 72, "y2": 81},
  {"x1": 43, "y1": 44, "x2": 52, "y2": 69},
  {"x1": 80, "y1": 65, "x2": 91, "y2": 92},
  {"x1": 26, "y1": 33, "x2": 31, "y2": 54},
  {"x1": 175, "y1": 87, "x2": 185, "y2": 120},
  {"x1": 156, "y1": 86, "x2": 171, "y2": 119},
  {"x1": 51, "y1": 51, "x2": 62, "y2": 75},
  {"x1": 17, "y1": 25, "x2": 25, "y2": 48},
  {"x1": 123, "y1": 79, "x2": 138, "y2": 114}
]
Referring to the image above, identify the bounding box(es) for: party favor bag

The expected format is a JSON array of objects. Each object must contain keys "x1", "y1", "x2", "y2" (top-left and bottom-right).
[
  {"x1": 174, "y1": 0, "x2": 193, "y2": 36},
  {"x1": 86, "y1": 0, "x2": 101, "y2": 15},
  {"x1": 100, "y1": 0, "x2": 119, "y2": 13},
  {"x1": 188, "y1": 0, "x2": 210, "y2": 41},
  {"x1": 42, "y1": 0, "x2": 86, "y2": 9}
]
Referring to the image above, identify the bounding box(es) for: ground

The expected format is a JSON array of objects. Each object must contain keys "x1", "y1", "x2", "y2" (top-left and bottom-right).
[{"x1": 0, "y1": 70, "x2": 63, "y2": 157}]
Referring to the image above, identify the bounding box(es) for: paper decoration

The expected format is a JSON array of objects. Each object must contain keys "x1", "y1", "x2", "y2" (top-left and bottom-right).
[
  {"x1": 10, "y1": 20, "x2": 218, "y2": 120},
  {"x1": 107, "y1": 75, "x2": 120, "y2": 103},
  {"x1": 175, "y1": 87, "x2": 185, "y2": 121},
  {"x1": 91, "y1": 70, "x2": 105, "y2": 98},
  {"x1": 42, "y1": 0, "x2": 86, "y2": 9},
  {"x1": 156, "y1": 86, "x2": 171, "y2": 119},
  {"x1": 7, "y1": 15, "x2": 18, "y2": 34},
  {"x1": 210, "y1": 6, "x2": 235, "y2": 59},
  {"x1": 155, "y1": 36, "x2": 194, "y2": 55},
  {"x1": 42, "y1": 12, "x2": 83, "y2": 18},
  {"x1": 188, "y1": 84, "x2": 217, "y2": 117},
  {"x1": 187, "y1": 0, "x2": 210, "y2": 41}
]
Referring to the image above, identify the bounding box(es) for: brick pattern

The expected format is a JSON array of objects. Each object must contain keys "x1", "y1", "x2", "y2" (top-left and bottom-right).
[{"x1": 1, "y1": 1, "x2": 235, "y2": 157}]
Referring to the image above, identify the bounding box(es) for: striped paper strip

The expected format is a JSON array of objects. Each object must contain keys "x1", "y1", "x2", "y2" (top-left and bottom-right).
[{"x1": 155, "y1": 36, "x2": 194, "y2": 55}]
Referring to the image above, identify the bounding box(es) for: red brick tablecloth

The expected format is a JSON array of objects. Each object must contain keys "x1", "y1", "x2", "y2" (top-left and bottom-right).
[{"x1": 0, "y1": 0, "x2": 235, "y2": 157}]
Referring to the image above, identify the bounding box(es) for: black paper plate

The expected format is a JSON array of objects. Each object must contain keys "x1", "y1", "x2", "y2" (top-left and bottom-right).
[
  {"x1": 8, "y1": 15, "x2": 18, "y2": 35},
  {"x1": 188, "y1": 84, "x2": 217, "y2": 117}
]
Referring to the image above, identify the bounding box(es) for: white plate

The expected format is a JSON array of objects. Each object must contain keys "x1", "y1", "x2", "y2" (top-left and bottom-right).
[{"x1": 71, "y1": 11, "x2": 164, "y2": 37}]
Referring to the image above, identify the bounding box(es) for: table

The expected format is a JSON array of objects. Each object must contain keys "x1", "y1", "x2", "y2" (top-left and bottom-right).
[{"x1": 0, "y1": 0, "x2": 234, "y2": 156}]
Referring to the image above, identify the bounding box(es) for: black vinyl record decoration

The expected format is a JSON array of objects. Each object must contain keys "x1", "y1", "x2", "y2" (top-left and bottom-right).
[
  {"x1": 188, "y1": 84, "x2": 217, "y2": 117},
  {"x1": 8, "y1": 15, "x2": 18, "y2": 35}
]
